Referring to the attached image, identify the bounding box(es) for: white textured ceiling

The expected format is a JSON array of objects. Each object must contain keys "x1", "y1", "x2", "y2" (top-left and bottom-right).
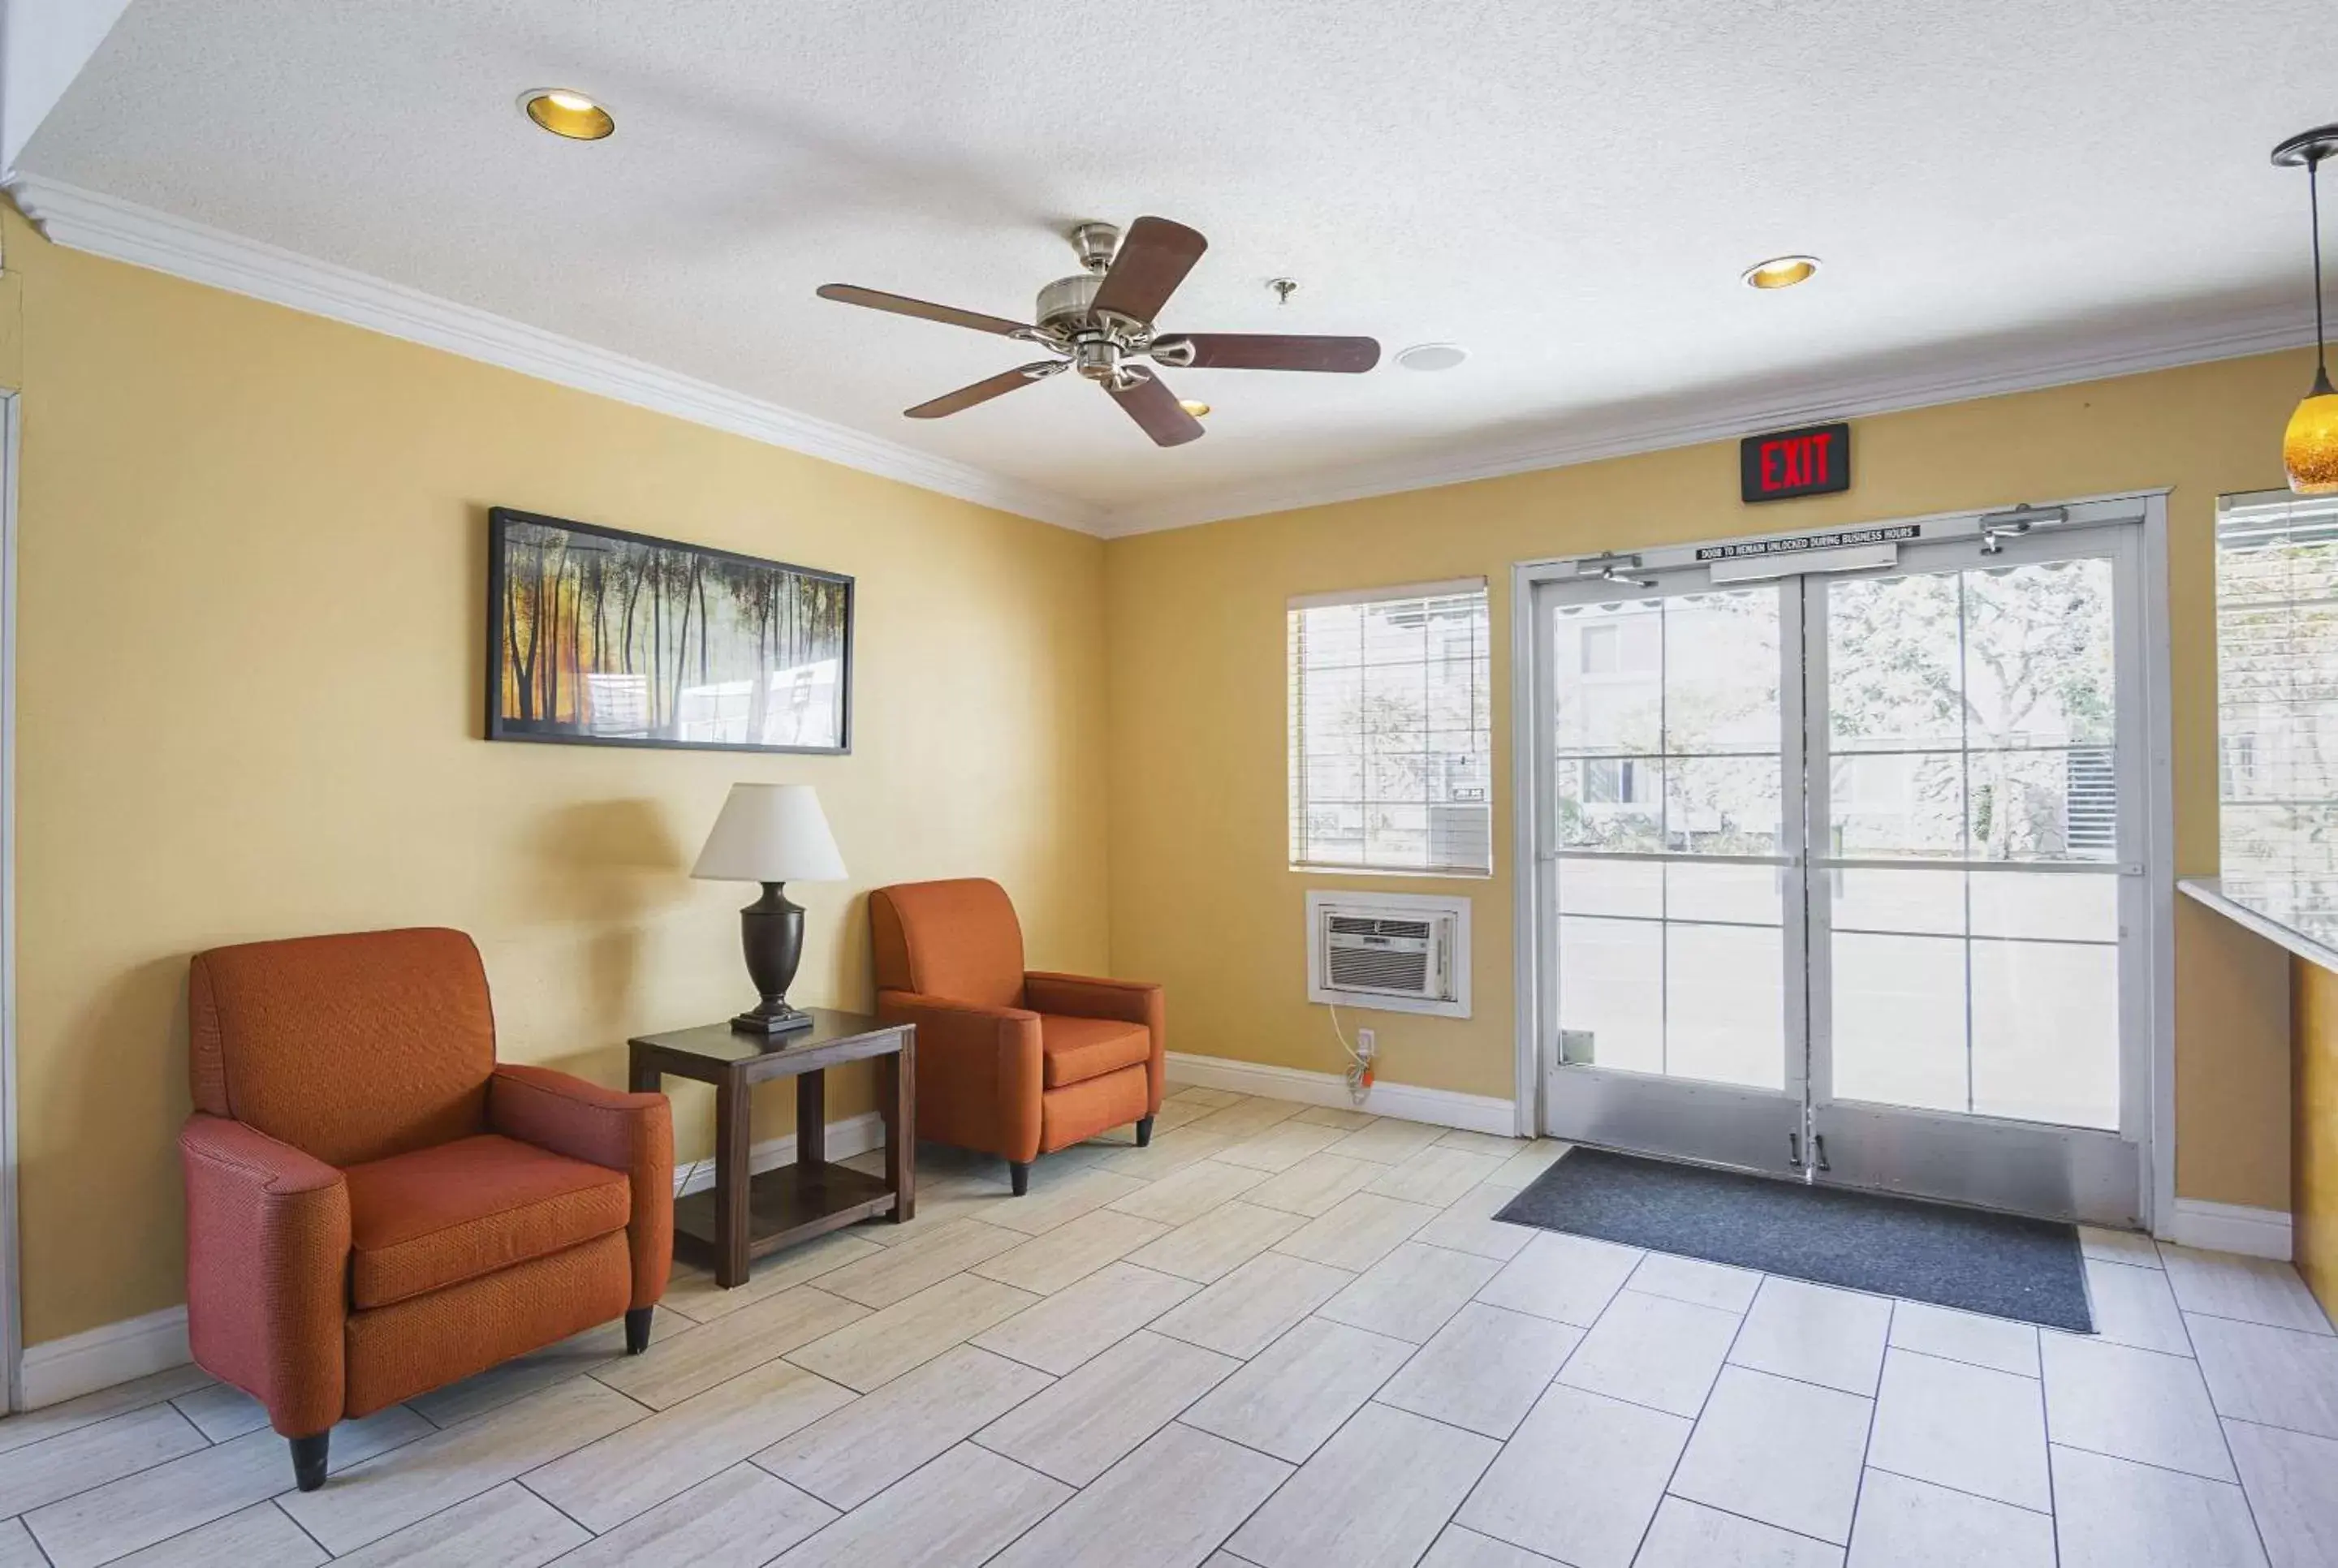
[{"x1": 20, "y1": 0, "x2": 2338, "y2": 530}]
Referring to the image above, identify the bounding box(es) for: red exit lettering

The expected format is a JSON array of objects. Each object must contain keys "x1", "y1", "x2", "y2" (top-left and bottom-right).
[{"x1": 1760, "y1": 430, "x2": 1835, "y2": 491}]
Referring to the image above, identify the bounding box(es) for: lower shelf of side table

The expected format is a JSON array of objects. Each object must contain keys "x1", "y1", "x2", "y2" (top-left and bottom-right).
[{"x1": 671, "y1": 1159, "x2": 899, "y2": 1269}]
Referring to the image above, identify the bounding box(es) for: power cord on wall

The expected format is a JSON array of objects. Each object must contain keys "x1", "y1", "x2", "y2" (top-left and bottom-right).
[
  {"x1": 675, "y1": 1156, "x2": 715, "y2": 1196},
  {"x1": 1329, "y1": 1004, "x2": 1376, "y2": 1105}
]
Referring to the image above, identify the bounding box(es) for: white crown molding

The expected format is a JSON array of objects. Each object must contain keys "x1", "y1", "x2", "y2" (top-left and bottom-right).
[
  {"x1": 7, "y1": 176, "x2": 2317, "y2": 543},
  {"x1": 1097, "y1": 308, "x2": 2319, "y2": 537},
  {"x1": 3, "y1": 175, "x2": 1106, "y2": 536}
]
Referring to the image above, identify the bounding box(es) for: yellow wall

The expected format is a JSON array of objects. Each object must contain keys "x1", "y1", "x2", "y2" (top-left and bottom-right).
[
  {"x1": 3, "y1": 188, "x2": 2320, "y2": 1348},
  {"x1": 2296, "y1": 958, "x2": 2338, "y2": 1316},
  {"x1": 1, "y1": 207, "x2": 1111, "y2": 1345},
  {"x1": 1106, "y1": 350, "x2": 2317, "y2": 1212}
]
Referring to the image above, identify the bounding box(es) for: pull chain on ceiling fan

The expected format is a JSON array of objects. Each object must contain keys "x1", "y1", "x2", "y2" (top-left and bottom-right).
[{"x1": 817, "y1": 217, "x2": 1382, "y2": 446}]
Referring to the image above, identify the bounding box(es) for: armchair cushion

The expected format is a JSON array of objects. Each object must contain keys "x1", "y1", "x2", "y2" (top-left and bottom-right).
[
  {"x1": 1026, "y1": 971, "x2": 1166, "y2": 1114},
  {"x1": 1040, "y1": 1014, "x2": 1153, "y2": 1088},
  {"x1": 343, "y1": 1134, "x2": 630, "y2": 1309},
  {"x1": 1040, "y1": 1066, "x2": 1152, "y2": 1155},
  {"x1": 488, "y1": 1064, "x2": 674, "y2": 1311}
]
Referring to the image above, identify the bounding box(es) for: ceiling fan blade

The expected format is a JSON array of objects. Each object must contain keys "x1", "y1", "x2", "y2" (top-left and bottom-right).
[
  {"x1": 904, "y1": 361, "x2": 1065, "y2": 419},
  {"x1": 816, "y1": 283, "x2": 1032, "y2": 337},
  {"x1": 1105, "y1": 367, "x2": 1205, "y2": 447},
  {"x1": 1089, "y1": 217, "x2": 1208, "y2": 325},
  {"x1": 1154, "y1": 334, "x2": 1381, "y2": 373}
]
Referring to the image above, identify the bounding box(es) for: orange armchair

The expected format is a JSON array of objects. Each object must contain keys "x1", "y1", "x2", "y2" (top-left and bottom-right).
[
  {"x1": 871, "y1": 879, "x2": 1164, "y2": 1194},
  {"x1": 179, "y1": 928, "x2": 671, "y2": 1492}
]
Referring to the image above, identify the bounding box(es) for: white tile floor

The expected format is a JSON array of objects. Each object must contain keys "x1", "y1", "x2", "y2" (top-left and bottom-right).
[{"x1": 4, "y1": 1086, "x2": 2336, "y2": 1566}]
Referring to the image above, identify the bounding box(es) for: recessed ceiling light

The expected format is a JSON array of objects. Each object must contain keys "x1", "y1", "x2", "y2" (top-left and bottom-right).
[
  {"x1": 1178, "y1": 398, "x2": 1211, "y2": 418},
  {"x1": 522, "y1": 88, "x2": 615, "y2": 141},
  {"x1": 1395, "y1": 342, "x2": 1469, "y2": 372},
  {"x1": 1743, "y1": 255, "x2": 1820, "y2": 290}
]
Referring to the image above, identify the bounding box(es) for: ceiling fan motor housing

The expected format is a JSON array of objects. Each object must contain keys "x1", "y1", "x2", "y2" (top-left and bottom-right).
[
  {"x1": 1072, "y1": 338, "x2": 1123, "y2": 382},
  {"x1": 1036, "y1": 273, "x2": 1104, "y2": 331}
]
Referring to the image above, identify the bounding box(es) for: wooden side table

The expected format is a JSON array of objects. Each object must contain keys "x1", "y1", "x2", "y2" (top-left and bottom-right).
[{"x1": 628, "y1": 1009, "x2": 915, "y2": 1287}]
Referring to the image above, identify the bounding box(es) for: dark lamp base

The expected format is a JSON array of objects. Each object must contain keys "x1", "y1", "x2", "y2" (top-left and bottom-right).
[
  {"x1": 732, "y1": 1003, "x2": 814, "y2": 1036},
  {"x1": 732, "y1": 882, "x2": 813, "y2": 1036}
]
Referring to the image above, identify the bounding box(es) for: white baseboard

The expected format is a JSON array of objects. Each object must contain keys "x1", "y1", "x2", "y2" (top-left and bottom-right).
[
  {"x1": 20, "y1": 1304, "x2": 191, "y2": 1411},
  {"x1": 2162, "y1": 1198, "x2": 2293, "y2": 1261},
  {"x1": 1165, "y1": 1051, "x2": 1517, "y2": 1137},
  {"x1": 17, "y1": 1114, "x2": 890, "y2": 1411},
  {"x1": 671, "y1": 1111, "x2": 887, "y2": 1196}
]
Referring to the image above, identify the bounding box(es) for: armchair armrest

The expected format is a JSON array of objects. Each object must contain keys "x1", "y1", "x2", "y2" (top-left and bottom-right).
[
  {"x1": 876, "y1": 989, "x2": 1045, "y2": 1163},
  {"x1": 1024, "y1": 971, "x2": 1163, "y2": 1029},
  {"x1": 1024, "y1": 971, "x2": 1166, "y2": 1113},
  {"x1": 489, "y1": 1065, "x2": 674, "y2": 1310},
  {"x1": 179, "y1": 1114, "x2": 349, "y2": 1437}
]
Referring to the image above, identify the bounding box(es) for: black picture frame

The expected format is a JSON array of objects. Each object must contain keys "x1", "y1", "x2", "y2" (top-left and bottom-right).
[{"x1": 485, "y1": 507, "x2": 853, "y2": 756}]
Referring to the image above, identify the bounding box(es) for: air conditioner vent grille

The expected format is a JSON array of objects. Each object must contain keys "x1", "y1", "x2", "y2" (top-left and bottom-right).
[
  {"x1": 1327, "y1": 915, "x2": 1435, "y2": 941},
  {"x1": 1305, "y1": 892, "x2": 1472, "y2": 1020},
  {"x1": 1326, "y1": 945, "x2": 1433, "y2": 993}
]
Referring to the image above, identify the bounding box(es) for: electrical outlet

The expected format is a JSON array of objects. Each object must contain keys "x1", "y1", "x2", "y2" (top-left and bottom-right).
[{"x1": 1356, "y1": 1027, "x2": 1376, "y2": 1062}]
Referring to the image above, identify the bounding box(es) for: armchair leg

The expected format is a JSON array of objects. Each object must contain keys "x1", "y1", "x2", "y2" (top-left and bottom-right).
[
  {"x1": 1136, "y1": 1115, "x2": 1154, "y2": 1148},
  {"x1": 625, "y1": 1306, "x2": 654, "y2": 1355},
  {"x1": 1010, "y1": 1161, "x2": 1031, "y2": 1197},
  {"x1": 290, "y1": 1431, "x2": 330, "y2": 1493}
]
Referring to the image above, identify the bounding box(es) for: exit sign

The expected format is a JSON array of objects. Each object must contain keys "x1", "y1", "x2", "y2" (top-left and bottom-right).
[{"x1": 1741, "y1": 422, "x2": 1851, "y2": 503}]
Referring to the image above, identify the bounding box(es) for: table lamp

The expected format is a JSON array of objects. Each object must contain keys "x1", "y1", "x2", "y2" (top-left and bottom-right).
[{"x1": 692, "y1": 783, "x2": 847, "y2": 1035}]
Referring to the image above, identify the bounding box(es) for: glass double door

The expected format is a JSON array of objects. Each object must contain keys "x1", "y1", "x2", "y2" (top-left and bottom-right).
[{"x1": 1533, "y1": 523, "x2": 2146, "y2": 1224}]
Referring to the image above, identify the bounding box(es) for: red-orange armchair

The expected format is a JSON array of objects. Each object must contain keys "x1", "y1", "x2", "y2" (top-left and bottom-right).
[
  {"x1": 179, "y1": 928, "x2": 672, "y2": 1491},
  {"x1": 870, "y1": 878, "x2": 1164, "y2": 1194}
]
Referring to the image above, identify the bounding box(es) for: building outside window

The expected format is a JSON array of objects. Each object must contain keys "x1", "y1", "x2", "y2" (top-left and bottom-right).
[
  {"x1": 1288, "y1": 579, "x2": 1491, "y2": 875},
  {"x1": 2215, "y1": 488, "x2": 2338, "y2": 914}
]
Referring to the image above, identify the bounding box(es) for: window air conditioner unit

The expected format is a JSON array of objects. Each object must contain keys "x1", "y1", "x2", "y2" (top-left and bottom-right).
[{"x1": 1305, "y1": 891, "x2": 1470, "y2": 1019}]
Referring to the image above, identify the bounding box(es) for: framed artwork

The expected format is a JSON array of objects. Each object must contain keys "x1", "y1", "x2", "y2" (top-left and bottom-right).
[{"x1": 486, "y1": 507, "x2": 852, "y2": 754}]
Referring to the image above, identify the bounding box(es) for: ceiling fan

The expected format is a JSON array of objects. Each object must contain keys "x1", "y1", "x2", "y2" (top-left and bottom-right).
[{"x1": 817, "y1": 217, "x2": 1380, "y2": 447}]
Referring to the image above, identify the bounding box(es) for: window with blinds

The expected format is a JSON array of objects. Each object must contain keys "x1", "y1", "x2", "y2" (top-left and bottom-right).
[
  {"x1": 2215, "y1": 489, "x2": 2338, "y2": 891},
  {"x1": 1288, "y1": 579, "x2": 1492, "y2": 874}
]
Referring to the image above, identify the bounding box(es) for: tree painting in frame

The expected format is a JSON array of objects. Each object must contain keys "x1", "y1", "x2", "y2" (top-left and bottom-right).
[{"x1": 487, "y1": 508, "x2": 852, "y2": 754}]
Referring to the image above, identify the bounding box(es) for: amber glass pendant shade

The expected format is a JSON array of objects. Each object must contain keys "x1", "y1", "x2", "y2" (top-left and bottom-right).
[
  {"x1": 2276, "y1": 127, "x2": 2338, "y2": 495},
  {"x1": 2288, "y1": 371, "x2": 2338, "y2": 495}
]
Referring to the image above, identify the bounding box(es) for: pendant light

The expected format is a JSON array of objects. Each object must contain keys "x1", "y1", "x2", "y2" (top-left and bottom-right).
[{"x1": 2275, "y1": 124, "x2": 2338, "y2": 494}]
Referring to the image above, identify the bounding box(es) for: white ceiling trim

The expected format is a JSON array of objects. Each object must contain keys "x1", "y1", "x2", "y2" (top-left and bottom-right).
[
  {"x1": 3, "y1": 174, "x2": 1107, "y2": 535},
  {"x1": 6, "y1": 175, "x2": 2314, "y2": 544},
  {"x1": 1097, "y1": 309, "x2": 2318, "y2": 536}
]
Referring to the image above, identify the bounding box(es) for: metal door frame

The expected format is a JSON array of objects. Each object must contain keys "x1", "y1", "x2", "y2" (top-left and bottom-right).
[
  {"x1": 1511, "y1": 489, "x2": 2174, "y2": 1228},
  {"x1": 1524, "y1": 560, "x2": 1810, "y2": 1175},
  {"x1": 1801, "y1": 523, "x2": 2147, "y2": 1223}
]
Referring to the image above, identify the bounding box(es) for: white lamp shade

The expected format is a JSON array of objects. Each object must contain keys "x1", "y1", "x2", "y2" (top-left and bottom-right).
[{"x1": 690, "y1": 784, "x2": 847, "y2": 884}]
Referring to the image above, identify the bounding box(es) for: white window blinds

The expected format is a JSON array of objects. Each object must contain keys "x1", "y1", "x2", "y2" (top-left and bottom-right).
[
  {"x1": 2215, "y1": 489, "x2": 2338, "y2": 890},
  {"x1": 1288, "y1": 579, "x2": 1492, "y2": 874}
]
